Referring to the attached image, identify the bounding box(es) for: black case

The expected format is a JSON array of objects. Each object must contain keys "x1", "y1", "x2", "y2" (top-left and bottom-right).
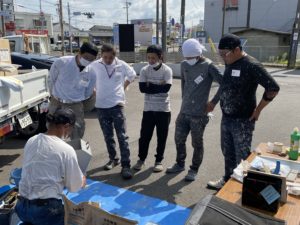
[{"x1": 242, "y1": 170, "x2": 282, "y2": 213}]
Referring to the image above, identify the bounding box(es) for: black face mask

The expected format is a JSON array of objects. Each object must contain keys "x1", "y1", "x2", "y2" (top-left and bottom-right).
[{"x1": 78, "y1": 65, "x2": 85, "y2": 72}]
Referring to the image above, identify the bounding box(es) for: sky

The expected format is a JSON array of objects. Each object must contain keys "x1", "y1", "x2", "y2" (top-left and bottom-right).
[{"x1": 14, "y1": 0, "x2": 204, "y2": 30}]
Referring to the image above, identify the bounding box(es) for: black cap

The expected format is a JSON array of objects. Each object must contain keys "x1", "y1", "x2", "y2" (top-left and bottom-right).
[
  {"x1": 80, "y1": 42, "x2": 98, "y2": 56},
  {"x1": 146, "y1": 45, "x2": 163, "y2": 58},
  {"x1": 218, "y1": 34, "x2": 241, "y2": 50},
  {"x1": 47, "y1": 108, "x2": 76, "y2": 126}
]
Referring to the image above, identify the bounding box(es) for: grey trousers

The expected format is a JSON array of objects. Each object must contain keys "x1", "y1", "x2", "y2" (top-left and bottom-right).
[
  {"x1": 48, "y1": 97, "x2": 85, "y2": 140},
  {"x1": 175, "y1": 113, "x2": 209, "y2": 171}
]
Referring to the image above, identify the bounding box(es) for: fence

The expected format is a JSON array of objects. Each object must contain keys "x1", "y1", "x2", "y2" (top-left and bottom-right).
[{"x1": 118, "y1": 44, "x2": 290, "y2": 67}]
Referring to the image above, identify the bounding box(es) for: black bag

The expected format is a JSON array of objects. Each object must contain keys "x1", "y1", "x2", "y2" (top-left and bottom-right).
[{"x1": 185, "y1": 195, "x2": 285, "y2": 225}]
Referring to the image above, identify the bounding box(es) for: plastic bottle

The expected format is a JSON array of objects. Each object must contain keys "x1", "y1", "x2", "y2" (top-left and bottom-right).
[{"x1": 290, "y1": 127, "x2": 300, "y2": 151}]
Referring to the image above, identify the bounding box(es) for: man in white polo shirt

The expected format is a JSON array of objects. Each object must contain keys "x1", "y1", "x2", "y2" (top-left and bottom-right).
[
  {"x1": 48, "y1": 42, "x2": 98, "y2": 140},
  {"x1": 89, "y1": 44, "x2": 136, "y2": 179}
]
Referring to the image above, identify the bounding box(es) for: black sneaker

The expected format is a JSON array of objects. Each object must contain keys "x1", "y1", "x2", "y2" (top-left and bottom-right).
[
  {"x1": 104, "y1": 159, "x2": 120, "y2": 170},
  {"x1": 121, "y1": 167, "x2": 133, "y2": 179}
]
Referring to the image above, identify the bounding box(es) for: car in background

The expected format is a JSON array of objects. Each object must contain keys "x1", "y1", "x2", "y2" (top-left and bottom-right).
[{"x1": 135, "y1": 41, "x2": 141, "y2": 48}]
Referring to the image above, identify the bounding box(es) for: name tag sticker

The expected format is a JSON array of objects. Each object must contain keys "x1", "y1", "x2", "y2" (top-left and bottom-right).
[
  {"x1": 79, "y1": 78, "x2": 90, "y2": 87},
  {"x1": 260, "y1": 185, "x2": 281, "y2": 205},
  {"x1": 231, "y1": 70, "x2": 240, "y2": 77},
  {"x1": 194, "y1": 75, "x2": 204, "y2": 84}
]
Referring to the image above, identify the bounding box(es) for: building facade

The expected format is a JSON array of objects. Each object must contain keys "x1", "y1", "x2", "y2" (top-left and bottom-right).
[
  {"x1": 14, "y1": 11, "x2": 53, "y2": 36},
  {"x1": 89, "y1": 25, "x2": 113, "y2": 45},
  {"x1": 204, "y1": 0, "x2": 298, "y2": 42}
]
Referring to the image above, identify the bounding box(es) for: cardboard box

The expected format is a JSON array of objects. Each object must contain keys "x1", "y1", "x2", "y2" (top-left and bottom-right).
[
  {"x1": 0, "y1": 65, "x2": 18, "y2": 76},
  {"x1": 0, "y1": 39, "x2": 11, "y2": 64},
  {"x1": 63, "y1": 196, "x2": 137, "y2": 225},
  {"x1": 67, "y1": 139, "x2": 92, "y2": 174}
]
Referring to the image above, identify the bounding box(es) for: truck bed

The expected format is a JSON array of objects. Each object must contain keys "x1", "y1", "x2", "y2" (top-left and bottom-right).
[{"x1": 0, "y1": 70, "x2": 49, "y2": 122}]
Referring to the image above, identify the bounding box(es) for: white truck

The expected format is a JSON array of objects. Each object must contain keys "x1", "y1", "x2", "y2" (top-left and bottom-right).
[{"x1": 0, "y1": 69, "x2": 50, "y2": 143}]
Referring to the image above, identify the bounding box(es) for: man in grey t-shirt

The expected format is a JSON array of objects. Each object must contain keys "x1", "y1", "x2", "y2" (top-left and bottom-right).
[
  {"x1": 133, "y1": 45, "x2": 172, "y2": 172},
  {"x1": 166, "y1": 39, "x2": 223, "y2": 181}
]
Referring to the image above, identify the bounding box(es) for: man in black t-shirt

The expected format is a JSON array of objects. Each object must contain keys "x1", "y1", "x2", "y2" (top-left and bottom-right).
[{"x1": 207, "y1": 34, "x2": 280, "y2": 190}]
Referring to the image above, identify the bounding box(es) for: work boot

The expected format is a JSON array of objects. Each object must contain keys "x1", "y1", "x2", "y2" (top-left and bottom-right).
[
  {"x1": 104, "y1": 159, "x2": 120, "y2": 170},
  {"x1": 166, "y1": 163, "x2": 185, "y2": 174}
]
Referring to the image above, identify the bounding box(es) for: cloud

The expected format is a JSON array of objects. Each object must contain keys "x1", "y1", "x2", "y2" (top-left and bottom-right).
[{"x1": 15, "y1": 0, "x2": 204, "y2": 29}]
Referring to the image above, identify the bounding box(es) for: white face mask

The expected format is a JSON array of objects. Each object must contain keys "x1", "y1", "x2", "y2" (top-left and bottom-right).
[
  {"x1": 149, "y1": 62, "x2": 160, "y2": 68},
  {"x1": 79, "y1": 57, "x2": 91, "y2": 67},
  {"x1": 186, "y1": 58, "x2": 198, "y2": 66}
]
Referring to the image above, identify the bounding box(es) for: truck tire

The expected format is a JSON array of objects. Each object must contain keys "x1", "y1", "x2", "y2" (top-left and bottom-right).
[{"x1": 17, "y1": 108, "x2": 47, "y2": 137}]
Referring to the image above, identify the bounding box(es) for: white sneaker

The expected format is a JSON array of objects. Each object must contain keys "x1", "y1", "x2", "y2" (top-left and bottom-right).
[
  {"x1": 207, "y1": 178, "x2": 225, "y2": 190},
  {"x1": 153, "y1": 162, "x2": 164, "y2": 172}
]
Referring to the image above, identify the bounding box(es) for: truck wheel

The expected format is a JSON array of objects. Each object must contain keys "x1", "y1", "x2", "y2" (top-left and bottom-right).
[{"x1": 17, "y1": 108, "x2": 47, "y2": 137}]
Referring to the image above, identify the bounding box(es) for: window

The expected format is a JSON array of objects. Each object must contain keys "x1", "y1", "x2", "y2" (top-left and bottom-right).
[
  {"x1": 225, "y1": 0, "x2": 239, "y2": 10},
  {"x1": 33, "y1": 19, "x2": 47, "y2": 28}
]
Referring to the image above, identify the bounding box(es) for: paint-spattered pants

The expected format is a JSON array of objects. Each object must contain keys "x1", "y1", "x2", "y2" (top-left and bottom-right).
[
  {"x1": 49, "y1": 97, "x2": 85, "y2": 140},
  {"x1": 221, "y1": 116, "x2": 255, "y2": 181},
  {"x1": 175, "y1": 113, "x2": 209, "y2": 172},
  {"x1": 97, "y1": 105, "x2": 131, "y2": 168}
]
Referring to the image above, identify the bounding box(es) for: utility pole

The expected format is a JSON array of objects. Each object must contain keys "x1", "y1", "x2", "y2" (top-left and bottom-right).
[
  {"x1": 180, "y1": 0, "x2": 185, "y2": 44},
  {"x1": 221, "y1": 0, "x2": 226, "y2": 36},
  {"x1": 1, "y1": 0, "x2": 6, "y2": 37},
  {"x1": 246, "y1": 0, "x2": 251, "y2": 28},
  {"x1": 39, "y1": 0, "x2": 44, "y2": 34},
  {"x1": 68, "y1": 2, "x2": 72, "y2": 53},
  {"x1": 124, "y1": 0, "x2": 131, "y2": 24},
  {"x1": 161, "y1": 0, "x2": 166, "y2": 60},
  {"x1": 288, "y1": 0, "x2": 300, "y2": 68},
  {"x1": 59, "y1": 0, "x2": 65, "y2": 55},
  {"x1": 156, "y1": 0, "x2": 159, "y2": 44}
]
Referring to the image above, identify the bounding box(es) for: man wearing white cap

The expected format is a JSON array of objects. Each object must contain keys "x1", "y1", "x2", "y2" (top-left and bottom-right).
[{"x1": 166, "y1": 39, "x2": 223, "y2": 181}]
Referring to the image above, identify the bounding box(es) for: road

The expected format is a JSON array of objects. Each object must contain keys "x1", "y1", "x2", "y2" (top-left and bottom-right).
[{"x1": 1, "y1": 71, "x2": 300, "y2": 209}]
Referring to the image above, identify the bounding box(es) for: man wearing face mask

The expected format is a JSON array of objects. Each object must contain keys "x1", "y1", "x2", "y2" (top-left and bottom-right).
[
  {"x1": 166, "y1": 39, "x2": 223, "y2": 181},
  {"x1": 48, "y1": 42, "x2": 98, "y2": 140},
  {"x1": 133, "y1": 45, "x2": 172, "y2": 172},
  {"x1": 89, "y1": 44, "x2": 136, "y2": 179},
  {"x1": 16, "y1": 108, "x2": 85, "y2": 225}
]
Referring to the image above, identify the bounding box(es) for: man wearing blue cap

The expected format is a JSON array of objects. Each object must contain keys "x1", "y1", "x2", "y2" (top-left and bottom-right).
[{"x1": 207, "y1": 34, "x2": 280, "y2": 189}]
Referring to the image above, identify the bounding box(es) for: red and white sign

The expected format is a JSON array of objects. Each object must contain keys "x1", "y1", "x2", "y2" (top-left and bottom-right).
[
  {"x1": 15, "y1": 30, "x2": 49, "y2": 35},
  {"x1": 5, "y1": 21, "x2": 15, "y2": 31}
]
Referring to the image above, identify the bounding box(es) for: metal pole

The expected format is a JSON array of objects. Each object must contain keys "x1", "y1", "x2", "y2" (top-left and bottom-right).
[
  {"x1": 68, "y1": 2, "x2": 72, "y2": 53},
  {"x1": 180, "y1": 0, "x2": 185, "y2": 44},
  {"x1": 246, "y1": 0, "x2": 251, "y2": 28},
  {"x1": 125, "y1": 0, "x2": 129, "y2": 24},
  {"x1": 288, "y1": 0, "x2": 300, "y2": 68},
  {"x1": 1, "y1": 0, "x2": 6, "y2": 37},
  {"x1": 59, "y1": 0, "x2": 65, "y2": 55},
  {"x1": 161, "y1": 0, "x2": 166, "y2": 60},
  {"x1": 156, "y1": 0, "x2": 159, "y2": 44},
  {"x1": 221, "y1": 0, "x2": 226, "y2": 36}
]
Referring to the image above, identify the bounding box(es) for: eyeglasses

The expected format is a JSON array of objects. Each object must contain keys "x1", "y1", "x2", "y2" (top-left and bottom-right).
[{"x1": 218, "y1": 50, "x2": 232, "y2": 57}]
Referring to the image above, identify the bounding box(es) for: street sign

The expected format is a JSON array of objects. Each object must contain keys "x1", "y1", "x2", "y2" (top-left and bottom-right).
[
  {"x1": 0, "y1": 11, "x2": 11, "y2": 17},
  {"x1": 73, "y1": 12, "x2": 81, "y2": 16}
]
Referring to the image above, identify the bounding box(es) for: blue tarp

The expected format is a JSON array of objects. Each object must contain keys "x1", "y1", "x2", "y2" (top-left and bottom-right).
[{"x1": 1, "y1": 179, "x2": 191, "y2": 225}]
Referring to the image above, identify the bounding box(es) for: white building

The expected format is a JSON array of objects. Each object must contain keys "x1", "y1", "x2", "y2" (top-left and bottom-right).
[{"x1": 14, "y1": 11, "x2": 53, "y2": 36}]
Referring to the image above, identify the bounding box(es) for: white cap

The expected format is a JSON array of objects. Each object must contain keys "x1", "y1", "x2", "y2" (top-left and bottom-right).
[{"x1": 182, "y1": 38, "x2": 206, "y2": 57}]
